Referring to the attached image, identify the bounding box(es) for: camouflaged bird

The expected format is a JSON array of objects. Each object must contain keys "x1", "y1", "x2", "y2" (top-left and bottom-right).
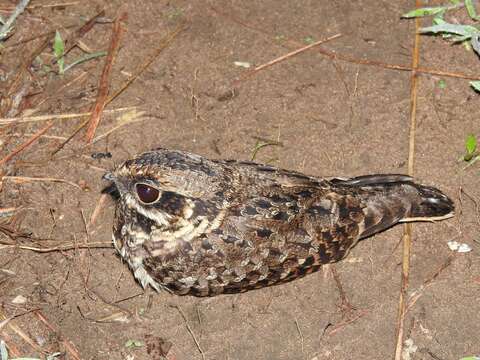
[{"x1": 104, "y1": 148, "x2": 454, "y2": 297}]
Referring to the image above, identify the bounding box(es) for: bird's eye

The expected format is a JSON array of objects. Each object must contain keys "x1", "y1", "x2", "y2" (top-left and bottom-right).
[{"x1": 135, "y1": 183, "x2": 160, "y2": 204}]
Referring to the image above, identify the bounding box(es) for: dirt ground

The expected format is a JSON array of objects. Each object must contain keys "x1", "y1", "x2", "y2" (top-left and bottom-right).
[{"x1": 0, "y1": 1, "x2": 479, "y2": 359}]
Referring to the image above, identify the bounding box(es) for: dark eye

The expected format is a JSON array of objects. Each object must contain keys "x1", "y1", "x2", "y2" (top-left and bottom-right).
[{"x1": 135, "y1": 183, "x2": 160, "y2": 204}]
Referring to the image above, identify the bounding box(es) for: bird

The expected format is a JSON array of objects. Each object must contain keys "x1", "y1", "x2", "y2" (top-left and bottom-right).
[{"x1": 103, "y1": 148, "x2": 454, "y2": 297}]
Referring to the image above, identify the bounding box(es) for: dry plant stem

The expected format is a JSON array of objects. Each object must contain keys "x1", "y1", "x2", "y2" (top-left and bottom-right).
[
  {"x1": 0, "y1": 121, "x2": 53, "y2": 166},
  {"x1": 209, "y1": 5, "x2": 480, "y2": 82},
  {"x1": 0, "y1": 332, "x2": 21, "y2": 357},
  {"x1": 2, "y1": 24, "x2": 77, "y2": 50},
  {"x1": 327, "y1": 309, "x2": 369, "y2": 336},
  {"x1": 88, "y1": 193, "x2": 109, "y2": 227},
  {"x1": 405, "y1": 257, "x2": 453, "y2": 313},
  {"x1": 173, "y1": 305, "x2": 205, "y2": 360},
  {"x1": 0, "y1": 309, "x2": 46, "y2": 354},
  {"x1": 0, "y1": 107, "x2": 137, "y2": 125},
  {"x1": 54, "y1": 24, "x2": 184, "y2": 151},
  {"x1": 51, "y1": 117, "x2": 90, "y2": 155},
  {"x1": 106, "y1": 22, "x2": 188, "y2": 105},
  {"x1": 5, "y1": 241, "x2": 112, "y2": 252},
  {"x1": 62, "y1": 9, "x2": 105, "y2": 57},
  {"x1": 34, "y1": 310, "x2": 82, "y2": 360},
  {"x1": 2, "y1": 175, "x2": 82, "y2": 189},
  {"x1": 4, "y1": 35, "x2": 50, "y2": 113},
  {"x1": 233, "y1": 33, "x2": 341, "y2": 86},
  {"x1": 0, "y1": 0, "x2": 30, "y2": 41},
  {"x1": 91, "y1": 114, "x2": 146, "y2": 143},
  {"x1": 394, "y1": 4, "x2": 421, "y2": 359},
  {"x1": 32, "y1": 69, "x2": 88, "y2": 112},
  {"x1": 85, "y1": 13, "x2": 127, "y2": 143},
  {"x1": 0, "y1": 1, "x2": 78, "y2": 11}
]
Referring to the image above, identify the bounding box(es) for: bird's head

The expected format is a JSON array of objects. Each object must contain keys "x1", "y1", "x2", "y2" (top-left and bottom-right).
[{"x1": 103, "y1": 148, "x2": 230, "y2": 225}]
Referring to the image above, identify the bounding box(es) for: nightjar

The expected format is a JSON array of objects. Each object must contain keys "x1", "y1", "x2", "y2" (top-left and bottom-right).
[{"x1": 104, "y1": 148, "x2": 454, "y2": 297}]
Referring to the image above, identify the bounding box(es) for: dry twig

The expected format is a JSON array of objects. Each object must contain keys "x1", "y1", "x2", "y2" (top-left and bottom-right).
[
  {"x1": 0, "y1": 122, "x2": 53, "y2": 166},
  {"x1": 85, "y1": 13, "x2": 127, "y2": 143},
  {"x1": 234, "y1": 33, "x2": 341, "y2": 86},
  {"x1": 34, "y1": 310, "x2": 82, "y2": 360},
  {"x1": 0, "y1": 107, "x2": 136, "y2": 125},
  {"x1": 394, "y1": 3, "x2": 421, "y2": 359},
  {"x1": 2, "y1": 175, "x2": 82, "y2": 190},
  {"x1": 209, "y1": 5, "x2": 480, "y2": 82},
  {"x1": 173, "y1": 305, "x2": 205, "y2": 360}
]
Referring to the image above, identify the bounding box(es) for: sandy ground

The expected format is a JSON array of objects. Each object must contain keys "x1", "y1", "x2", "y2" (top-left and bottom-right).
[{"x1": 0, "y1": 1, "x2": 479, "y2": 359}]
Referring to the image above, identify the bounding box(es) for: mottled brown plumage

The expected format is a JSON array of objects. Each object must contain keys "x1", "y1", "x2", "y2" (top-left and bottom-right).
[{"x1": 105, "y1": 148, "x2": 454, "y2": 297}]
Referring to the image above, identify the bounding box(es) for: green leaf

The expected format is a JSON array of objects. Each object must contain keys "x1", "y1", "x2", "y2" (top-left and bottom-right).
[
  {"x1": 432, "y1": 10, "x2": 446, "y2": 24},
  {"x1": 449, "y1": 0, "x2": 461, "y2": 4},
  {"x1": 470, "y1": 80, "x2": 480, "y2": 92},
  {"x1": 53, "y1": 30, "x2": 65, "y2": 74},
  {"x1": 63, "y1": 51, "x2": 107, "y2": 73},
  {"x1": 465, "y1": 0, "x2": 479, "y2": 20},
  {"x1": 402, "y1": 7, "x2": 447, "y2": 18},
  {"x1": 459, "y1": 357, "x2": 480, "y2": 360},
  {"x1": 466, "y1": 134, "x2": 477, "y2": 154},
  {"x1": 303, "y1": 36, "x2": 315, "y2": 44},
  {"x1": 437, "y1": 79, "x2": 447, "y2": 89},
  {"x1": 419, "y1": 23, "x2": 480, "y2": 38},
  {"x1": 125, "y1": 339, "x2": 144, "y2": 349}
]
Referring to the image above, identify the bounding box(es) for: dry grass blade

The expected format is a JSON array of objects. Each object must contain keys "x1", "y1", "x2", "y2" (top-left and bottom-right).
[
  {"x1": 394, "y1": 2, "x2": 421, "y2": 358},
  {"x1": 0, "y1": 122, "x2": 53, "y2": 166},
  {"x1": 0, "y1": 309, "x2": 46, "y2": 355},
  {"x1": 173, "y1": 305, "x2": 205, "y2": 360},
  {"x1": 0, "y1": 2, "x2": 78, "y2": 11},
  {"x1": 34, "y1": 310, "x2": 82, "y2": 360},
  {"x1": 106, "y1": 22, "x2": 188, "y2": 105},
  {"x1": 62, "y1": 9, "x2": 105, "y2": 57},
  {"x1": 2, "y1": 175, "x2": 82, "y2": 190},
  {"x1": 92, "y1": 109, "x2": 146, "y2": 143},
  {"x1": 88, "y1": 193, "x2": 109, "y2": 227},
  {"x1": 234, "y1": 33, "x2": 341, "y2": 86},
  {"x1": 0, "y1": 107, "x2": 137, "y2": 125},
  {"x1": 209, "y1": 5, "x2": 480, "y2": 82},
  {"x1": 3, "y1": 241, "x2": 112, "y2": 253},
  {"x1": 85, "y1": 13, "x2": 127, "y2": 143},
  {"x1": 406, "y1": 257, "x2": 453, "y2": 313}
]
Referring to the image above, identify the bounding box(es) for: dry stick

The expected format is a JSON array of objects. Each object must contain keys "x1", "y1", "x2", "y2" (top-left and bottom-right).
[
  {"x1": 56, "y1": 22, "x2": 184, "y2": 152},
  {"x1": 32, "y1": 71, "x2": 89, "y2": 113},
  {"x1": 173, "y1": 305, "x2": 206, "y2": 360},
  {"x1": 209, "y1": 5, "x2": 480, "y2": 82},
  {"x1": 34, "y1": 310, "x2": 82, "y2": 360},
  {"x1": 394, "y1": 4, "x2": 421, "y2": 360},
  {"x1": 106, "y1": 22, "x2": 188, "y2": 105},
  {"x1": 0, "y1": 1, "x2": 78, "y2": 11},
  {"x1": 405, "y1": 257, "x2": 453, "y2": 313},
  {"x1": 233, "y1": 33, "x2": 341, "y2": 86},
  {"x1": 5, "y1": 242, "x2": 112, "y2": 253},
  {"x1": 2, "y1": 24, "x2": 77, "y2": 52},
  {"x1": 3, "y1": 35, "x2": 51, "y2": 107},
  {"x1": 0, "y1": 121, "x2": 53, "y2": 166},
  {"x1": 0, "y1": 310, "x2": 46, "y2": 355},
  {"x1": 88, "y1": 193, "x2": 109, "y2": 227},
  {"x1": 2, "y1": 175, "x2": 82, "y2": 189},
  {"x1": 294, "y1": 318, "x2": 304, "y2": 354},
  {"x1": 0, "y1": 107, "x2": 136, "y2": 125},
  {"x1": 55, "y1": 24, "x2": 185, "y2": 151},
  {"x1": 62, "y1": 9, "x2": 105, "y2": 57},
  {"x1": 0, "y1": 332, "x2": 22, "y2": 357},
  {"x1": 85, "y1": 13, "x2": 127, "y2": 143}
]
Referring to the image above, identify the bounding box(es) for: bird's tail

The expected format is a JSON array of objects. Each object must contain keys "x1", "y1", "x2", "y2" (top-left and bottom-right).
[{"x1": 331, "y1": 174, "x2": 454, "y2": 239}]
